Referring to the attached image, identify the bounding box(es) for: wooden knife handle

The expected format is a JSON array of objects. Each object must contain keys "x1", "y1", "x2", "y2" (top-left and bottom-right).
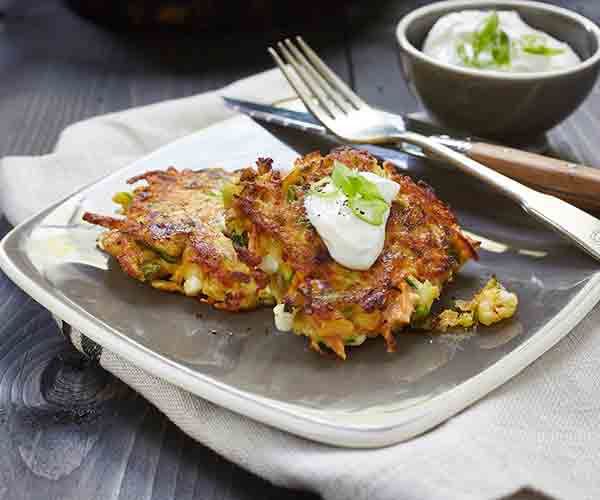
[{"x1": 467, "y1": 142, "x2": 600, "y2": 211}]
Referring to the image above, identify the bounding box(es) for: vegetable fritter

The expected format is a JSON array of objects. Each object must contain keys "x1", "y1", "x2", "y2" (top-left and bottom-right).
[
  {"x1": 83, "y1": 167, "x2": 271, "y2": 311},
  {"x1": 225, "y1": 148, "x2": 479, "y2": 358}
]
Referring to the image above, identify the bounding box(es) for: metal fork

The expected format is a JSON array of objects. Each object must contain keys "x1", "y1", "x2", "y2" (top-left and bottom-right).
[{"x1": 268, "y1": 37, "x2": 600, "y2": 262}]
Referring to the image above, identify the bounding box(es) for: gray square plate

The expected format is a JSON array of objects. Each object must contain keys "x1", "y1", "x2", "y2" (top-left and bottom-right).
[{"x1": 1, "y1": 115, "x2": 599, "y2": 448}]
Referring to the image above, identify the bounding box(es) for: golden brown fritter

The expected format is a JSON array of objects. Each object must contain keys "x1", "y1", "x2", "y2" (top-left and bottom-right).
[
  {"x1": 83, "y1": 167, "x2": 270, "y2": 311},
  {"x1": 225, "y1": 148, "x2": 478, "y2": 358}
]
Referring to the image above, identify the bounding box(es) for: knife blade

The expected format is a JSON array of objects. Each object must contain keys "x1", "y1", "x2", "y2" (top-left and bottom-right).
[
  {"x1": 224, "y1": 98, "x2": 327, "y2": 135},
  {"x1": 222, "y1": 97, "x2": 470, "y2": 160},
  {"x1": 223, "y1": 97, "x2": 459, "y2": 139}
]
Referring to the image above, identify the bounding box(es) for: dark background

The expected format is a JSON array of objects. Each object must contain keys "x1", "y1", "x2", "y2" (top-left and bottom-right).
[{"x1": 0, "y1": 1, "x2": 597, "y2": 498}]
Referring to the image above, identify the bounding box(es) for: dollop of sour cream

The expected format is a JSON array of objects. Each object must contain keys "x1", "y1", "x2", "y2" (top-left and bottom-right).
[
  {"x1": 423, "y1": 10, "x2": 580, "y2": 73},
  {"x1": 304, "y1": 172, "x2": 400, "y2": 271}
]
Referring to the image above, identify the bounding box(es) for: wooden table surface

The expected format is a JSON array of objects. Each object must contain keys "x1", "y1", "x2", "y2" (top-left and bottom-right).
[{"x1": 0, "y1": 1, "x2": 598, "y2": 499}]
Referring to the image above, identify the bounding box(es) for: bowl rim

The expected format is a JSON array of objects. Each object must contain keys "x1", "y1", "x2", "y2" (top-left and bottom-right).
[{"x1": 396, "y1": 0, "x2": 600, "y2": 81}]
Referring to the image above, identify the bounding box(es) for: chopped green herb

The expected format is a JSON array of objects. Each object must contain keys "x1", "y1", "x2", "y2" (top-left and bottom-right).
[
  {"x1": 331, "y1": 161, "x2": 386, "y2": 202},
  {"x1": 308, "y1": 176, "x2": 339, "y2": 199},
  {"x1": 344, "y1": 334, "x2": 367, "y2": 346},
  {"x1": 141, "y1": 262, "x2": 161, "y2": 280},
  {"x1": 405, "y1": 275, "x2": 419, "y2": 290},
  {"x1": 281, "y1": 264, "x2": 294, "y2": 286},
  {"x1": 330, "y1": 161, "x2": 390, "y2": 225},
  {"x1": 456, "y1": 11, "x2": 512, "y2": 68},
  {"x1": 349, "y1": 197, "x2": 388, "y2": 226},
  {"x1": 331, "y1": 162, "x2": 356, "y2": 197},
  {"x1": 352, "y1": 173, "x2": 384, "y2": 201},
  {"x1": 457, "y1": 42, "x2": 470, "y2": 65},
  {"x1": 522, "y1": 45, "x2": 564, "y2": 55},
  {"x1": 296, "y1": 215, "x2": 312, "y2": 228},
  {"x1": 520, "y1": 34, "x2": 565, "y2": 55},
  {"x1": 311, "y1": 176, "x2": 332, "y2": 191},
  {"x1": 474, "y1": 11, "x2": 500, "y2": 55},
  {"x1": 456, "y1": 14, "x2": 566, "y2": 69},
  {"x1": 158, "y1": 251, "x2": 178, "y2": 263},
  {"x1": 146, "y1": 245, "x2": 179, "y2": 263},
  {"x1": 493, "y1": 30, "x2": 511, "y2": 65},
  {"x1": 230, "y1": 231, "x2": 248, "y2": 248},
  {"x1": 286, "y1": 185, "x2": 298, "y2": 203},
  {"x1": 405, "y1": 275, "x2": 441, "y2": 321}
]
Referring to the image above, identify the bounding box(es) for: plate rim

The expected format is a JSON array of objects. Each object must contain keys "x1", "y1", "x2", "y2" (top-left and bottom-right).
[{"x1": 2, "y1": 116, "x2": 599, "y2": 448}]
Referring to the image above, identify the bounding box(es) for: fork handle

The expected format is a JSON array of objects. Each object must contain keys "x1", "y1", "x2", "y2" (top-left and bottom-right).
[{"x1": 464, "y1": 142, "x2": 600, "y2": 212}]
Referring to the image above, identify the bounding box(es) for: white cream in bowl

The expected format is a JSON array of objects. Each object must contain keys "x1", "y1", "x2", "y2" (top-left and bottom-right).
[{"x1": 423, "y1": 10, "x2": 580, "y2": 73}]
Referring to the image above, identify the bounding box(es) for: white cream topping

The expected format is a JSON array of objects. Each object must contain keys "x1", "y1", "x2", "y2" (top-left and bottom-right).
[
  {"x1": 423, "y1": 10, "x2": 581, "y2": 73},
  {"x1": 304, "y1": 172, "x2": 400, "y2": 271}
]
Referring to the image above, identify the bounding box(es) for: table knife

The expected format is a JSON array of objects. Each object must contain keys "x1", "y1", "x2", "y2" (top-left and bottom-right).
[{"x1": 224, "y1": 97, "x2": 600, "y2": 211}]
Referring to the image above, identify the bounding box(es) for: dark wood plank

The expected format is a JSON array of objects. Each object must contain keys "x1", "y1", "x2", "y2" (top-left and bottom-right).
[{"x1": 345, "y1": 0, "x2": 423, "y2": 114}]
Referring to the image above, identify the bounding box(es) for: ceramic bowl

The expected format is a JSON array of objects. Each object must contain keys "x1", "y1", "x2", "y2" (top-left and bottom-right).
[{"x1": 396, "y1": 0, "x2": 600, "y2": 139}]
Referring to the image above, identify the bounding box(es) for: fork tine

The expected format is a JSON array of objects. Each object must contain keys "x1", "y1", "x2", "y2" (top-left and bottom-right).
[
  {"x1": 275, "y1": 41, "x2": 344, "y2": 120},
  {"x1": 267, "y1": 47, "x2": 335, "y2": 124},
  {"x1": 283, "y1": 39, "x2": 353, "y2": 114},
  {"x1": 296, "y1": 36, "x2": 365, "y2": 109}
]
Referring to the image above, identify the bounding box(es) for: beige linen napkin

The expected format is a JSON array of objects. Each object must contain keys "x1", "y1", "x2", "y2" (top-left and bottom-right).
[{"x1": 2, "y1": 68, "x2": 599, "y2": 500}]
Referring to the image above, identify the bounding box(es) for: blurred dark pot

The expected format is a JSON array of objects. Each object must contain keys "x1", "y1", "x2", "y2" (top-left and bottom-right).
[{"x1": 66, "y1": 0, "x2": 348, "y2": 32}]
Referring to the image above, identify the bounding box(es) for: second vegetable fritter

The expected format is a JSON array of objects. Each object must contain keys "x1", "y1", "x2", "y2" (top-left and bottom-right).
[{"x1": 83, "y1": 167, "x2": 271, "y2": 311}]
